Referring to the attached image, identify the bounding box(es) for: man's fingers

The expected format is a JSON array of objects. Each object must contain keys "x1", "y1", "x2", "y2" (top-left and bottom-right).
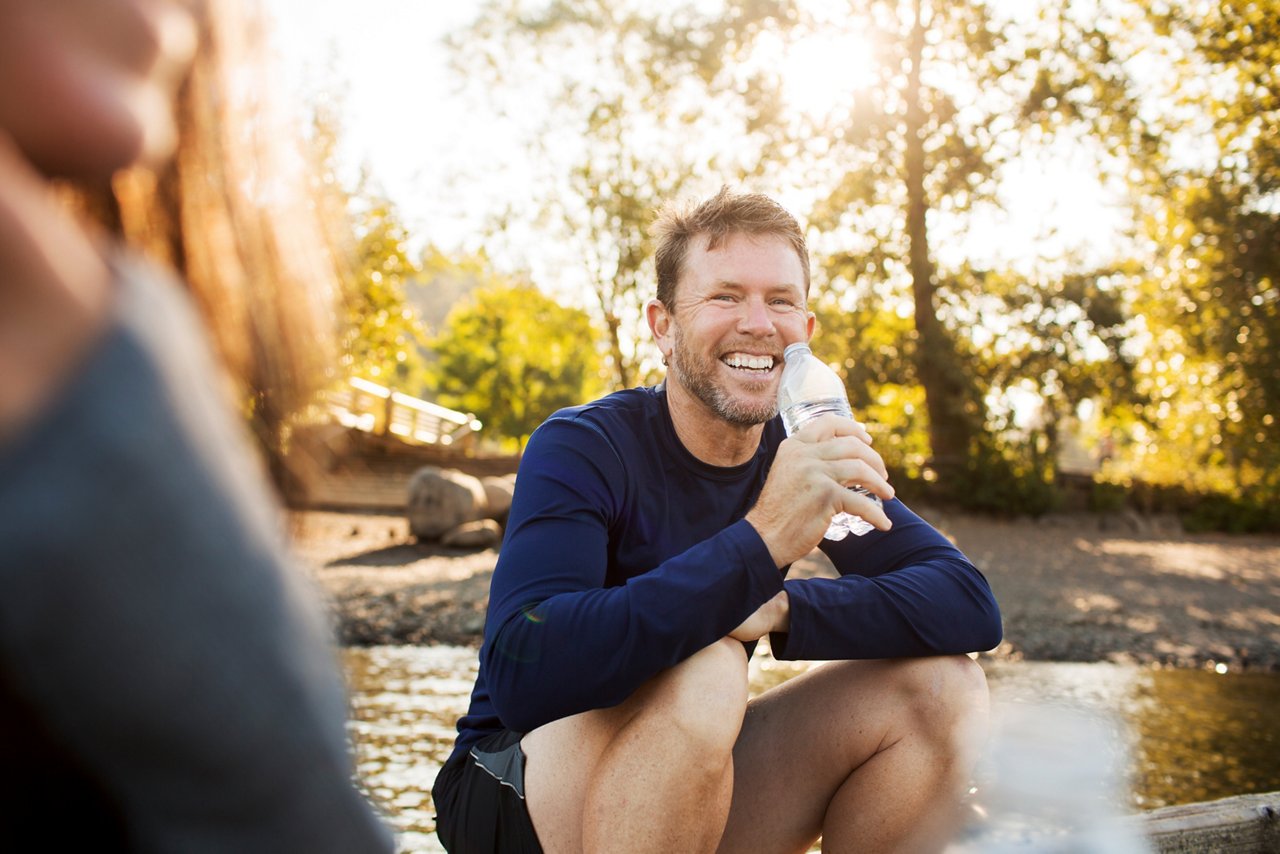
[
  {"x1": 843, "y1": 487, "x2": 894, "y2": 531},
  {"x1": 829, "y1": 483, "x2": 890, "y2": 530},
  {"x1": 828, "y1": 416, "x2": 874, "y2": 444},
  {"x1": 830, "y1": 459, "x2": 895, "y2": 502},
  {"x1": 812, "y1": 436, "x2": 889, "y2": 480},
  {"x1": 792, "y1": 412, "x2": 872, "y2": 445}
]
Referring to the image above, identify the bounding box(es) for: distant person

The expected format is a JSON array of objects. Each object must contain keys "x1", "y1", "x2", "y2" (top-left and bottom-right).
[
  {"x1": 434, "y1": 187, "x2": 1002, "y2": 853},
  {"x1": 0, "y1": 0, "x2": 392, "y2": 849}
]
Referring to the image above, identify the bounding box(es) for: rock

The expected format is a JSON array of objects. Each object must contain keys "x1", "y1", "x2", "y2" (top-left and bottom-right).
[
  {"x1": 407, "y1": 467, "x2": 488, "y2": 540},
  {"x1": 1121, "y1": 508, "x2": 1149, "y2": 533},
  {"x1": 440, "y1": 519, "x2": 503, "y2": 549},
  {"x1": 1099, "y1": 509, "x2": 1150, "y2": 534},
  {"x1": 1148, "y1": 513, "x2": 1184, "y2": 536},
  {"x1": 481, "y1": 475, "x2": 516, "y2": 521}
]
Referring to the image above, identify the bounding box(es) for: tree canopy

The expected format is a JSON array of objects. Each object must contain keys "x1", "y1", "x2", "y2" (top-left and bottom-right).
[{"x1": 429, "y1": 280, "x2": 606, "y2": 451}]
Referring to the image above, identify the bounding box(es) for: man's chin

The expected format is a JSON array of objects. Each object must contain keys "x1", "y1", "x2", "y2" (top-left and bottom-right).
[
  {"x1": 715, "y1": 397, "x2": 778, "y2": 427},
  {"x1": 709, "y1": 379, "x2": 777, "y2": 424}
]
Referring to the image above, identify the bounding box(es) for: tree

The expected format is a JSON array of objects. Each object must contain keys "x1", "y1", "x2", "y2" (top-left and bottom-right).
[
  {"x1": 454, "y1": 0, "x2": 792, "y2": 389},
  {"x1": 1116, "y1": 0, "x2": 1280, "y2": 517},
  {"x1": 410, "y1": 245, "x2": 489, "y2": 335},
  {"x1": 304, "y1": 98, "x2": 434, "y2": 396},
  {"x1": 339, "y1": 199, "x2": 434, "y2": 394},
  {"x1": 429, "y1": 281, "x2": 606, "y2": 449},
  {"x1": 800, "y1": 0, "x2": 1167, "y2": 491}
]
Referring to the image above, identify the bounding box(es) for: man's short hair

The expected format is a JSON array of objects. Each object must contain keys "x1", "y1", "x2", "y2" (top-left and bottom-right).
[{"x1": 652, "y1": 186, "x2": 811, "y2": 310}]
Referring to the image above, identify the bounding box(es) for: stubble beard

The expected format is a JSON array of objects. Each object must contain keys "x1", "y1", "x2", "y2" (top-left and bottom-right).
[{"x1": 667, "y1": 324, "x2": 778, "y2": 427}]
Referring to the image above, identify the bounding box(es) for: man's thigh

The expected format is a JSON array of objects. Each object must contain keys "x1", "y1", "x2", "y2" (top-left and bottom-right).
[
  {"x1": 715, "y1": 656, "x2": 983, "y2": 854},
  {"x1": 520, "y1": 637, "x2": 750, "y2": 853},
  {"x1": 519, "y1": 703, "x2": 630, "y2": 854}
]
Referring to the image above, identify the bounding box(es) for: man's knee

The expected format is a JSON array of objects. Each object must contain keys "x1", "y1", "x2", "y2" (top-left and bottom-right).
[
  {"x1": 893, "y1": 655, "x2": 989, "y2": 745},
  {"x1": 643, "y1": 637, "x2": 749, "y2": 754}
]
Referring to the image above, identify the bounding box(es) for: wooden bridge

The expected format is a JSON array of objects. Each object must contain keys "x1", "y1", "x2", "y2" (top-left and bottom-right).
[{"x1": 285, "y1": 378, "x2": 519, "y2": 512}]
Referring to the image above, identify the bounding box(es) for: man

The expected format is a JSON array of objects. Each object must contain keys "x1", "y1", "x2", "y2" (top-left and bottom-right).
[{"x1": 433, "y1": 188, "x2": 1002, "y2": 853}]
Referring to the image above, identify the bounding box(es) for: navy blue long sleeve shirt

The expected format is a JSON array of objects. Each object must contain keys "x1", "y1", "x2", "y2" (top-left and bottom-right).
[{"x1": 451, "y1": 385, "x2": 1002, "y2": 757}]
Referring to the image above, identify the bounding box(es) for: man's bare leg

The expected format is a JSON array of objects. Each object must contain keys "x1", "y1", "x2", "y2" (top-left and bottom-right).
[
  {"x1": 522, "y1": 637, "x2": 750, "y2": 854},
  {"x1": 716, "y1": 655, "x2": 989, "y2": 854}
]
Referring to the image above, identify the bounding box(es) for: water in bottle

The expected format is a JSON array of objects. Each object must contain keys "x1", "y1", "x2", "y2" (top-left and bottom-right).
[{"x1": 777, "y1": 342, "x2": 883, "y2": 540}]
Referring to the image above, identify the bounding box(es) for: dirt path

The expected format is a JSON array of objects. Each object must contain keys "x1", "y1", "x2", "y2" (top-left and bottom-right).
[{"x1": 291, "y1": 508, "x2": 1280, "y2": 670}]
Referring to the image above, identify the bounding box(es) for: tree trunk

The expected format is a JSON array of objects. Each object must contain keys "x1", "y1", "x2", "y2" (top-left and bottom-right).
[
  {"x1": 603, "y1": 309, "x2": 631, "y2": 390},
  {"x1": 905, "y1": 0, "x2": 973, "y2": 476}
]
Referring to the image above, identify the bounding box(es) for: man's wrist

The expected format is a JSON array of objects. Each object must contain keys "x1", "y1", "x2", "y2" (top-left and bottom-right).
[
  {"x1": 771, "y1": 589, "x2": 791, "y2": 633},
  {"x1": 743, "y1": 511, "x2": 787, "y2": 569}
]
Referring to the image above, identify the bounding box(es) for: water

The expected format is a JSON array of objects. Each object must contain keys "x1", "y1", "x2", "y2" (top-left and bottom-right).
[
  {"x1": 779, "y1": 396, "x2": 883, "y2": 539},
  {"x1": 345, "y1": 645, "x2": 478, "y2": 854},
  {"x1": 344, "y1": 647, "x2": 1280, "y2": 853}
]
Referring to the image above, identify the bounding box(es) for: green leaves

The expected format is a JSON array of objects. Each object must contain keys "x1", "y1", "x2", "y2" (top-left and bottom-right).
[
  {"x1": 429, "y1": 281, "x2": 606, "y2": 450},
  {"x1": 340, "y1": 201, "x2": 433, "y2": 394}
]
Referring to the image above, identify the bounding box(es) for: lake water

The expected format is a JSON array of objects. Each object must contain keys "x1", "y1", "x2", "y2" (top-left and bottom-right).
[{"x1": 344, "y1": 646, "x2": 1280, "y2": 853}]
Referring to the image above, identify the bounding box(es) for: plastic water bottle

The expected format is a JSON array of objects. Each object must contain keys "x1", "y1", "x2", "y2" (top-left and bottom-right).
[{"x1": 777, "y1": 342, "x2": 883, "y2": 540}]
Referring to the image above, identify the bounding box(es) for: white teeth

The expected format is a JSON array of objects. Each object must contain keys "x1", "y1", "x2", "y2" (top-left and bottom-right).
[{"x1": 723, "y1": 353, "x2": 774, "y2": 370}]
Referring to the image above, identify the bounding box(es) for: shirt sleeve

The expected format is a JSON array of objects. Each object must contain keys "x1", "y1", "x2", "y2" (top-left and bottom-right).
[
  {"x1": 481, "y1": 417, "x2": 783, "y2": 734},
  {"x1": 772, "y1": 500, "x2": 1003, "y2": 660}
]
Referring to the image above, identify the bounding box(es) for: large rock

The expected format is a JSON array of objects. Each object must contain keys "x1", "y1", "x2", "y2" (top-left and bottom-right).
[
  {"x1": 441, "y1": 519, "x2": 503, "y2": 549},
  {"x1": 407, "y1": 467, "x2": 488, "y2": 540},
  {"x1": 481, "y1": 474, "x2": 517, "y2": 522}
]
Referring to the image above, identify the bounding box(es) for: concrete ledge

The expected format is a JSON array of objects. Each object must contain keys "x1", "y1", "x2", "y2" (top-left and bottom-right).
[{"x1": 1137, "y1": 791, "x2": 1280, "y2": 853}]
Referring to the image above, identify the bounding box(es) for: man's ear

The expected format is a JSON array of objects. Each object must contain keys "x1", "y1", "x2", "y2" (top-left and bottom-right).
[{"x1": 646, "y1": 299, "x2": 672, "y2": 359}]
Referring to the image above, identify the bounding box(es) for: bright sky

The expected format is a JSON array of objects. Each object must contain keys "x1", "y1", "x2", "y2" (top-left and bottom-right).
[
  {"x1": 264, "y1": 0, "x2": 1129, "y2": 283},
  {"x1": 266, "y1": 0, "x2": 505, "y2": 254}
]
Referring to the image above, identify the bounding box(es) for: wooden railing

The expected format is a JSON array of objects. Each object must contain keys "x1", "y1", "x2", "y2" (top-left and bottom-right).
[{"x1": 326, "y1": 377, "x2": 482, "y2": 449}]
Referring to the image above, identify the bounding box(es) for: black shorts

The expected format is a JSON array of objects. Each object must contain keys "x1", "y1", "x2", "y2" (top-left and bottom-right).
[{"x1": 433, "y1": 730, "x2": 543, "y2": 853}]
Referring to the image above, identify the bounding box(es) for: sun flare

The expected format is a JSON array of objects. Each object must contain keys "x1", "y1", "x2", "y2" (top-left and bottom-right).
[{"x1": 756, "y1": 26, "x2": 879, "y2": 119}]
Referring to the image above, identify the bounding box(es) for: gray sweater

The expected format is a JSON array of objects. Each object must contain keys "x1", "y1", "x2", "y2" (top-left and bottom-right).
[{"x1": 0, "y1": 255, "x2": 393, "y2": 852}]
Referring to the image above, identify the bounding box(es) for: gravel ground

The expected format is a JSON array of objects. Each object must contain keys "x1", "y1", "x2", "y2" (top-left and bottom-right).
[{"x1": 290, "y1": 508, "x2": 1280, "y2": 670}]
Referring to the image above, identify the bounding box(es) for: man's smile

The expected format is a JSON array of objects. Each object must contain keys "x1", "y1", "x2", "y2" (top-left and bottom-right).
[{"x1": 720, "y1": 352, "x2": 778, "y2": 375}]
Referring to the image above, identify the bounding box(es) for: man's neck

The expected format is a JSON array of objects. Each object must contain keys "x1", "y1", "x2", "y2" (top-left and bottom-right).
[{"x1": 664, "y1": 381, "x2": 765, "y2": 467}]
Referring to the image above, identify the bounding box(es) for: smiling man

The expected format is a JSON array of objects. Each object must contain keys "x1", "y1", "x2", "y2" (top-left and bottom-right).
[{"x1": 433, "y1": 187, "x2": 1003, "y2": 854}]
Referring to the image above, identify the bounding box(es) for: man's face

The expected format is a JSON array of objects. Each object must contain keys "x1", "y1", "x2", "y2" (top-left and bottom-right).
[
  {"x1": 0, "y1": 0, "x2": 197, "y2": 179},
  {"x1": 651, "y1": 231, "x2": 814, "y2": 427}
]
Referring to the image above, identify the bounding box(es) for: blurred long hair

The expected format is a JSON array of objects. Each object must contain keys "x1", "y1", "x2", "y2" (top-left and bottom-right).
[{"x1": 82, "y1": 0, "x2": 346, "y2": 492}]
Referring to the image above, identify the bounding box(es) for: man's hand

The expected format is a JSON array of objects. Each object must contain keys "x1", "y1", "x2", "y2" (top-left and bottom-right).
[
  {"x1": 729, "y1": 590, "x2": 790, "y2": 642},
  {"x1": 745, "y1": 414, "x2": 894, "y2": 567}
]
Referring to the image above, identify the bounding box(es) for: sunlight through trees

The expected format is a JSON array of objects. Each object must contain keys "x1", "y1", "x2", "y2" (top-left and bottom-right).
[{"x1": 288, "y1": 0, "x2": 1277, "y2": 528}]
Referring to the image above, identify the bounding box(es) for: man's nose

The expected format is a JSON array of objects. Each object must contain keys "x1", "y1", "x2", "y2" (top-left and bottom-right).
[{"x1": 737, "y1": 298, "x2": 775, "y2": 336}]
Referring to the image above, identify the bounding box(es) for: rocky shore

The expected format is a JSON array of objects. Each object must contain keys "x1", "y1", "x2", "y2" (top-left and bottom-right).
[{"x1": 291, "y1": 508, "x2": 1280, "y2": 670}]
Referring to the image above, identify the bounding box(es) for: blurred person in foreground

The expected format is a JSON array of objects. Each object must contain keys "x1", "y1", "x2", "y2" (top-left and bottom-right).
[
  {"x1": 0, "y1": 0, "x2": 393, "y2": 849},
  {"x1": 434, "y1": 188, "x2": 1003, "y2": 853}
]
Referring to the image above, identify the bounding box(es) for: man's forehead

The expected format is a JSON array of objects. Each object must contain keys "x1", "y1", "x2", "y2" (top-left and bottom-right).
[
  {"x1": 684, "y1": 233, "x2": 805, "y2": 281},
  {"x1": 694, "y1": 230, "x2": 788, "y2": 253}
]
